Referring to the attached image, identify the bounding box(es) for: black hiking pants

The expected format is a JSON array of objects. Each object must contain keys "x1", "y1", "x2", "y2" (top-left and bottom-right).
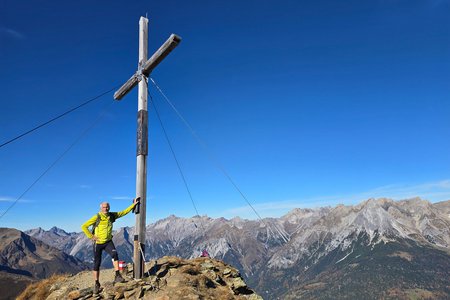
[{"x1": 93, "y1": 240, "x2": 119, "y2": 271}]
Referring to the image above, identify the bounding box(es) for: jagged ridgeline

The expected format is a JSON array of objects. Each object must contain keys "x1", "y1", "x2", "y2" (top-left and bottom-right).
[{"x1": 2, "y1": 197, "x2": 450, "y2": 299}]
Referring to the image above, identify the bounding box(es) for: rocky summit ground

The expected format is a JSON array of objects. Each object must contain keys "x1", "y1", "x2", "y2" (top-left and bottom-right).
[{"x1": 17, "y1": 256, "x2": 263, "y2": 300}]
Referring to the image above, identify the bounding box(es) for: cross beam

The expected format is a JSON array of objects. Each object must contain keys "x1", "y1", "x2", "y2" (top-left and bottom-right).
[
  {"x1": 114, "y1": 16, "x2": 181, "y2": 279},
  {"x1": 114, "y1": 33, "x2": 181, "y2": 101}
]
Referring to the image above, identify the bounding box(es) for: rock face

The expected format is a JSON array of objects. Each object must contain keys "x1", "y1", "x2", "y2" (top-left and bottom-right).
[{"x1": 18, "y1": 256, "x2": 262, "y2": 300}]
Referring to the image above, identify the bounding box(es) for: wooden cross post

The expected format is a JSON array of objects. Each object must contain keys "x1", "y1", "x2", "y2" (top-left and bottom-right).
[{"x1": 114, "y1": 16, "x2": 181, "y2": 279}]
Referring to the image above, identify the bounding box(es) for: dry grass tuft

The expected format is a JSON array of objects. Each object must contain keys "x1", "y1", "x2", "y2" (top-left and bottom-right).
[{"x1": 17, "y1": 274, "x2": 67, "y2": 300}]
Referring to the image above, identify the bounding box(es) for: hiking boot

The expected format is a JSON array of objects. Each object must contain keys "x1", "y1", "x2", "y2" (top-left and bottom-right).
[
  {"x1": 114, "y1": 273, "x2": 125, "y2": 283},
  {"x1": 93, "y1": 281, "x2": 100, "y2": 294}
]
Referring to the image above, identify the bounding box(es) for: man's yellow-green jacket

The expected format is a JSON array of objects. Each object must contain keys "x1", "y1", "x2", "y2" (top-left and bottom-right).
[{"x1": 81, "y1": 203, "x2": 135, "y2": 244}]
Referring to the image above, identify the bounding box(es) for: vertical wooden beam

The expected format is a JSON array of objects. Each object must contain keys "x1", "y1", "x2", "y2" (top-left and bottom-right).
[
  {"x1": 113, "y1": 17, "x2": 181, "y2": 279},
  {"x1": 134, "y1": 16, "x2": 148, "y2": 279}
]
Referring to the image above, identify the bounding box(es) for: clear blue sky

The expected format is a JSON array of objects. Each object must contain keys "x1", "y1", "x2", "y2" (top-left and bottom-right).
[{"x1": 1, "y1": 0, "x2": 449, "y2": 232}]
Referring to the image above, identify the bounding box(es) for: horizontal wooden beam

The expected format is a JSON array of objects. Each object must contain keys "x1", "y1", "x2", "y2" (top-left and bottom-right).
[
  {"x1": 114, "y1": 34, "x2": 182, "y2": 101},
  {"x1": 114, "y1": 74, "x2": 139, "y2": 100},
  {"x1": 142, "y1": 34, "x2": 181, "y2": 76}
]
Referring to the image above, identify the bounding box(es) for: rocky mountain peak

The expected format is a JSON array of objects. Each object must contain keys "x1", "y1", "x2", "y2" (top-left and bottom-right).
[
  {"x1": 49, "y1": 226, "x2": 70, "y2": 236},
  {"x1": 283, "y1": 208, "x2": 313, "y2": 221},
  {"x1": 18, "y1": 256, "x2": 262, "y2": 300},
  {"x1": 24, "y1": 227, "x2": 45, "y2": 236},
  {"x1": 0, "y1": 227, "x2": 22, "y2": 249}
]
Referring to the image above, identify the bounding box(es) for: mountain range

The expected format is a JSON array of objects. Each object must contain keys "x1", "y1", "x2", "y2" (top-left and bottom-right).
[
  {"x1": 5, "y1": 197, "x2": 450, "y2": 299},
  {"x1": 0, "y1": 227, "x2": 87, "y2": 299}
]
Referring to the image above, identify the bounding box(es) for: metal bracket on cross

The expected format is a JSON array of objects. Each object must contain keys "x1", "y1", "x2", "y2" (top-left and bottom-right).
[{"x1": 136, "y1": 67, "x2": 144, "y2": 82}]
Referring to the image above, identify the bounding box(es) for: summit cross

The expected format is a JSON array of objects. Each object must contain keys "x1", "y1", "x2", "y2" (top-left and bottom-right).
[{"x1": 114, "y1": 16, "x2": 181, "y2": 279}]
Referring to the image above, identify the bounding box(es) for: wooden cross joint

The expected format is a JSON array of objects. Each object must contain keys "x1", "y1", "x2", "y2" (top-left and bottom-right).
[{"x1": 114, "y1": 33, "x2": 181, "y2": 101}]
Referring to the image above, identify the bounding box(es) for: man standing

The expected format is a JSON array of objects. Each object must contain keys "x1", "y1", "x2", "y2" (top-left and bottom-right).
[{"x1": 81, "y1": 197, "x2": 140, "y2": 294}]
